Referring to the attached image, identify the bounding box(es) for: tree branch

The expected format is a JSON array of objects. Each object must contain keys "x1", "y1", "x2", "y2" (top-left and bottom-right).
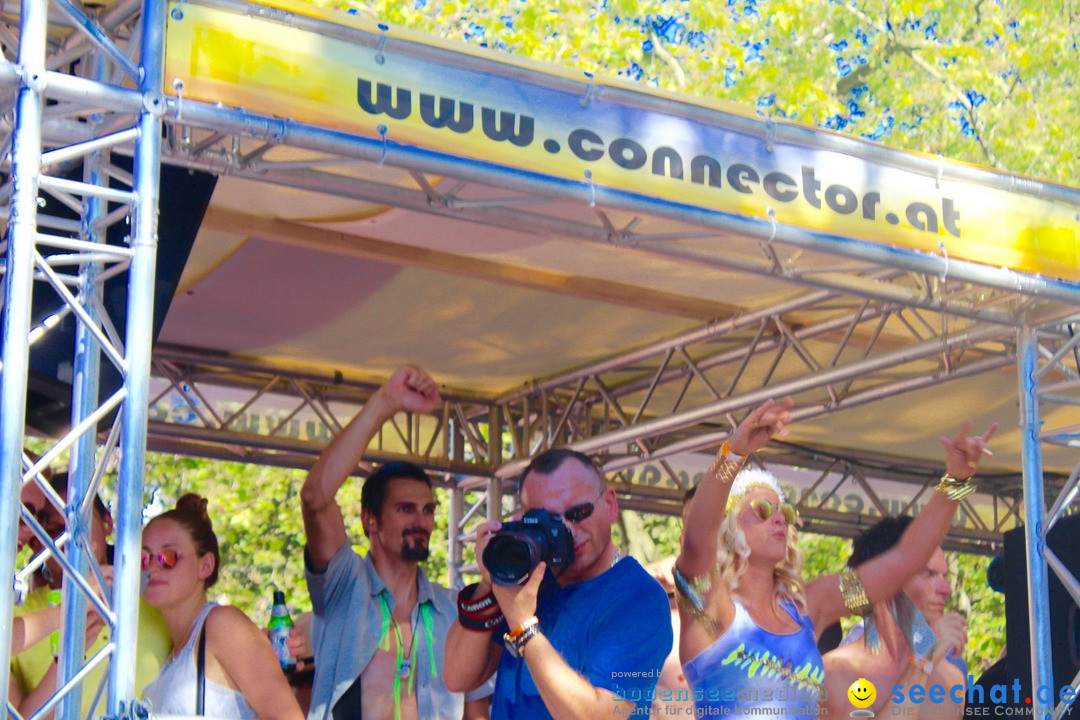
[
  {"x1": 840, "y1": 1, "x2": 1002, "y2": 168},
  {"x1": 649, "y1": 31, "x2": 686, "y2": 88}
]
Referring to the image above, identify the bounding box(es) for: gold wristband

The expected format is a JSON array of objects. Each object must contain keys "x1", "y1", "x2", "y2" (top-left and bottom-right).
[
  {"x1": 838, "y1": 569, "x2": 872, "y2": 616},
  {"x1": 935, "y1": 473, "x2": 976, "y2": 501},
  {"x1": 707, "y1": 441, "x2": 746, "y2": 485}
]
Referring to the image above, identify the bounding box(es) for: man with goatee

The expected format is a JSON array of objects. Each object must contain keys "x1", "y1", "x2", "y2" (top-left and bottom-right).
[{"x1": 301, "y1": 365, "x2": 490, "y2": 720}]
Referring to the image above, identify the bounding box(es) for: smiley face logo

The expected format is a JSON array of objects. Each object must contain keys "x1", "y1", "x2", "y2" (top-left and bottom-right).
[{"x1": 847, "y1": 678, "x2": 877, "y2": 709}]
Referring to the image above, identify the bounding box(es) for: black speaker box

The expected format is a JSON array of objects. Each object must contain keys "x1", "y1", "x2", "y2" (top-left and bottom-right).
[
  {"x1": 2, "y1": 158, "x2": 216, "y2": 436},
  {"x1": 1003, "y1": 513, "x2": 1080, "y2": 702}
]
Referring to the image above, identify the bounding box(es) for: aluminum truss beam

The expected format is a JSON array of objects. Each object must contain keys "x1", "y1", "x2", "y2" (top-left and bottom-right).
[
  {"x1": 144, "y1": 308, "x2": 1043, "y2": 555},
  {"x1": 0, "y1": 0, "x2": 163, "y2": 718}
]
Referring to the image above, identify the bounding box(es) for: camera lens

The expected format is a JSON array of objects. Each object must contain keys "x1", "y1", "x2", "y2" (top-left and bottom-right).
[{"x1": 484, "y1": 534, "x2": 541, "y2": 586}]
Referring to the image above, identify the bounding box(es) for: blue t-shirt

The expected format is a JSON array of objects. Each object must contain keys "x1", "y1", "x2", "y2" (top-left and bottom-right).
[{"x1": 490, "y1": 556, "x2": 672, "y2": 719}]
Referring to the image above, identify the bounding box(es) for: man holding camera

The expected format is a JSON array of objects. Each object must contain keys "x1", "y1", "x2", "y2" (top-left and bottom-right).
[
  {"x1": 444, "y1": 448, "x2": 672, "y2": 719},
  {"x1": 301, "y1": 365, "x2": 490, "y2": 720}
]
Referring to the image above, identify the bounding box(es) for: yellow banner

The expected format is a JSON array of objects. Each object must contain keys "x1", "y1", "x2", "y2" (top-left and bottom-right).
[{"x1": 165, "y1": 0, "x2": 1080, "y2": 281}]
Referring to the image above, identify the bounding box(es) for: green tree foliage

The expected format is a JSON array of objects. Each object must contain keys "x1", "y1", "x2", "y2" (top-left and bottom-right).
[{"x1": 950, "y1": 551, "x2": 1006, "y2": 677}]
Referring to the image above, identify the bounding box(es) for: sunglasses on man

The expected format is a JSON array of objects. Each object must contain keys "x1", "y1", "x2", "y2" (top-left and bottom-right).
[{"x1": 553, "y1": 489, "x2": 606, "y2": 525}]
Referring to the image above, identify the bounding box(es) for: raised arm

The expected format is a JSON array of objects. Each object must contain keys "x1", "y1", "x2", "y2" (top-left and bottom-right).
[
  {"x1": 677, "y1": 397, "x2": 794, "y2": 578},
  {"x1": 300, "y1": 365, "x2": 440, "y2": 571},
  {"x1": 807, "y1": 420, "x2": 998, "y2": 631},
  {"x1": 207, "y1": 605, "x2": 305, "y2": 720}
]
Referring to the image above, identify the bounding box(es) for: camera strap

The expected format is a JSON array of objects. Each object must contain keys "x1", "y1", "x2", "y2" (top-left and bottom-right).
[{"x1": 377, "y1": 592, "x2": 436, "y2": 720}]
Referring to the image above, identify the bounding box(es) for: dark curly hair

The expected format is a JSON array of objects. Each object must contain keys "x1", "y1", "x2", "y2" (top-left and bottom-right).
[{"x1": 849, "y1": 515, "x2": 914, "y2": 567}]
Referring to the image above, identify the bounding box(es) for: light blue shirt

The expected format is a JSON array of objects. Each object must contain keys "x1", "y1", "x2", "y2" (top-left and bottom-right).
[{"x1": 305, "y1": 544, "x2": 490, "y2": 720}]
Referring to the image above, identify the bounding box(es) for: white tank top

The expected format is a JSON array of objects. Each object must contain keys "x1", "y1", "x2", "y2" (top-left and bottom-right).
[{"x1": 143, "y1": 602, "x2": 257, "y2": 719}]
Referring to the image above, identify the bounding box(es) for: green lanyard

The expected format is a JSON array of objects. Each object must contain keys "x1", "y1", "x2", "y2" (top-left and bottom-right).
[{"x1": 377, "y1": 592, "x2": 436, "y2": 720}]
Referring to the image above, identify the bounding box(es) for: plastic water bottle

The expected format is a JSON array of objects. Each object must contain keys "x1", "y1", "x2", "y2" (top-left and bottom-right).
[{"x1": 268, "y1": 589, "x2": 296, "y2": 673}]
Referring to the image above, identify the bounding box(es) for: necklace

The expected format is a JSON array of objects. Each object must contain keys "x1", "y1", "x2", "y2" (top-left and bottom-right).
[
  {"x1": 611, "y1": 550, "x2": 622, "y2": 568},
  {"x1": 377, "y1": 594, "x2": 436, "y2": 720},
  {"x1": 389, "y1": 613, "x2": 420, "y2": 679}
]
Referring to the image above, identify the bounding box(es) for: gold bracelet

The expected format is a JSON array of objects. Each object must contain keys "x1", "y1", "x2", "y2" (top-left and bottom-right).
[
  {"x1": 838, "y1": 569, "x2": 872, "y2": 616},
  {"x1": 935, "y1": 473, "x2": 976, "y2": 501},
  {"x1": 707, "y1": 441, "x2": 746, "y2": 485}
]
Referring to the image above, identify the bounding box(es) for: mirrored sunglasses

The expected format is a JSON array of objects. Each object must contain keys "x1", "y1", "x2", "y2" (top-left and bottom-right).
[
  {"x1": 558, "y1": 490, "x2": 606, "y2": 524},
  {"x1": 749, "y1": 497, "x2": 798, "y2": 525},
  {"x1": 141, "y1": 548, "x2": 181, "y2": 570}
]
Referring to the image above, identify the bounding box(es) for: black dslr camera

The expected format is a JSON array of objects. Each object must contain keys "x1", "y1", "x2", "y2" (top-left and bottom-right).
[{"x1": 482, "y1": 508, "x2": 574, "y2": 586}]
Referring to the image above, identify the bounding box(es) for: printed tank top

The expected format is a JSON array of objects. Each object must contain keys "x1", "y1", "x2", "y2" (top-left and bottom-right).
[{"x1": 682, "y1": 598, "x2": 824, "y2": 719}]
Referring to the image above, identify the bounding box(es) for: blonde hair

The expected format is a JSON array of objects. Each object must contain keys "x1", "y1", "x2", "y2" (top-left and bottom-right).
[{"x1": 716, "y1": 496, "x2": 808, "y2": 613}]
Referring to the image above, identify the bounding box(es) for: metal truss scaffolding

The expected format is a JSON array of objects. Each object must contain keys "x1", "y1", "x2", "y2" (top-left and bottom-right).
[
  {"x1": 0, "y1": 0, "x2": 162, "y2": 718},
  {"x1": 0, "y1": 1, "x2": 1077, "y2": 719},
  {"x1": 1018, "y1": 327, "x2": 1080, "y2": 720}
]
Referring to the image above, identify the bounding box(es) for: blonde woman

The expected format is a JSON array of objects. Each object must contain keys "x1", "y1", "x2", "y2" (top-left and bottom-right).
[{"x1": 676, "y1": 398, "x2": 994, "y2": 718}]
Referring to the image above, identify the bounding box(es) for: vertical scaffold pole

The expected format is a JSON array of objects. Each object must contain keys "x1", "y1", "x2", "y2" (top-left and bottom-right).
[
  {"x1": 107, "y1": 0, "x2": 165, "y2": 713},
  {"x1": 1018, "y1": 326, "x2": 1053, "y2": 720},
  {"x1": 487, "y1": 406, "x2": 503, "y2": 524},
  {"x1": 0, "y1": 0, "x2": 47, "y2": 688},
  {"x1": 55, "y1": 78, "x2": 110, "y2": 720},
  {"x1": 447, "y1": 484, "x2": 463, "y2": 589}
]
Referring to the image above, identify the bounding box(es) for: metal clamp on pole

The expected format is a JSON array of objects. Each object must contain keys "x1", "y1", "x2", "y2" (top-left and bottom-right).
[
  {"x1": 375, "y1": 22, "x2": 389, "y2": 65},
  {"x1": 580, "y1": 71, "x2": 596, "y2": 108},
  {"x1": 376, "y1": 123, "x2": 389, "y2": 168}
]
